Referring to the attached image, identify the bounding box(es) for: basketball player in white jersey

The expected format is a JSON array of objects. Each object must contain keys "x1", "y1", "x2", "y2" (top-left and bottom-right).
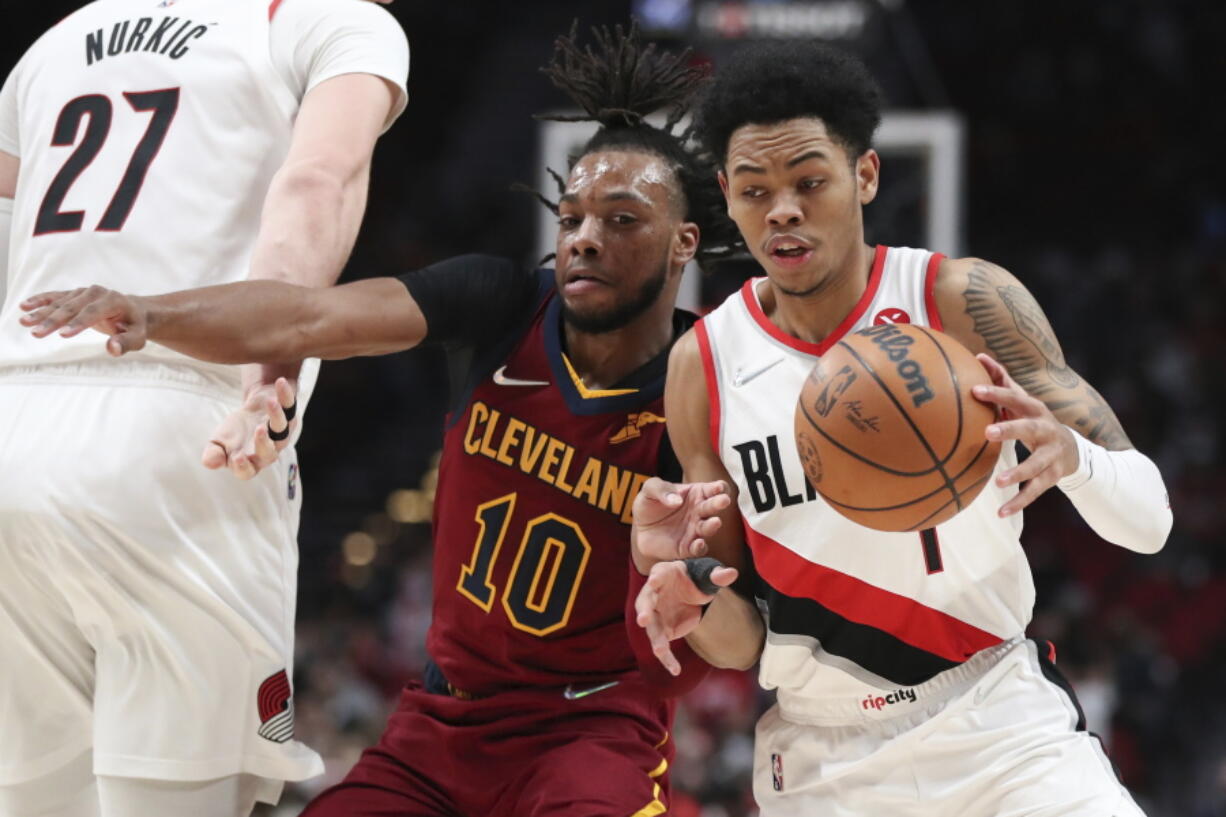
[
  {"x1": 629, "y1": 42, "x2": 1173, "y2": 816},
  {"x1": 0, "y1": 1, "x2": 407, "y2": 816}
]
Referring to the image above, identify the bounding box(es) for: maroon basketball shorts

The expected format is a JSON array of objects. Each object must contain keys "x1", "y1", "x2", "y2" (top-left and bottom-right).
[{"x1": 302, "y1": 680, "x2": 675, "y2": 817}]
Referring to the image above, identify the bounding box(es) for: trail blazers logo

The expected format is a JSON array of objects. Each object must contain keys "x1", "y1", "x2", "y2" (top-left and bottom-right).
[
  {"x1": 257, "y1": 670, "x2": 295, "y2": 743},
  {"x1": 610, "y1": 412, "x2": 665, "y2": 444}
]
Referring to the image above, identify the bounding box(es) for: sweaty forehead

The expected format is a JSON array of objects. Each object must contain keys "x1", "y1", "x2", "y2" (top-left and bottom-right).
[
  {"x1": 725, "y1": 118, "x2": 844, "y2": 169},
  {"x1": 563, "y1": 150, "x2": 678, "y2": 205}
]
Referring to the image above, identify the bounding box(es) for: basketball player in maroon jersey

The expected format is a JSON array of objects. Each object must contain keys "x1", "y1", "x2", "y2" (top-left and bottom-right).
[
  {"x1": 21, "y1": 25, "x2": 742, "y2": 817},
  {"x1": 629, "y1": 41, "x2": 1173, "y2": 817}
]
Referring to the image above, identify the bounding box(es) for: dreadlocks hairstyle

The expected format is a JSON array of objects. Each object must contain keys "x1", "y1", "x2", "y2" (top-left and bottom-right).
[
  {"x1": 530, "y1": 21, "x2": 742, "y2": 268},
  {"x1": 695, "y1": 41, "x2": 883, "y2": 166}
]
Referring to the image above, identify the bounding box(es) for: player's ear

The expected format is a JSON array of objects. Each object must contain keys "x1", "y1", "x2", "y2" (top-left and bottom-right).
[
  {"x1": 672, "y1": 222, "x2": 700, "y2": 271},
  {"x1": 857, "y1": 149, "x2": 880, "y2": 205}
]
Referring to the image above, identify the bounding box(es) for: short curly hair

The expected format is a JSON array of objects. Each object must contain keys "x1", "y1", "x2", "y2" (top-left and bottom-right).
[{"x1": 696, "y1": 41, "x2": 883, "y2": 165}]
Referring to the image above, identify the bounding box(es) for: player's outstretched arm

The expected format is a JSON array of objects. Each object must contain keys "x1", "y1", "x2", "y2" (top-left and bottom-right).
[
  {"x1": 628, "y1": 329, "x2": 764, "y2": 673},
  {"x1": 20, "y1": 276, "x2": 428, "y2": 362},
  {"x1": 936, "y1": 257, "x2": 1172, "y2": 552}
]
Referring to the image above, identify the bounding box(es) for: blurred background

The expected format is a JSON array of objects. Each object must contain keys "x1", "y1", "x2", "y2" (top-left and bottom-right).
[{"x1": 5, "y1": 1, "x2": 1226, "y2": 815}]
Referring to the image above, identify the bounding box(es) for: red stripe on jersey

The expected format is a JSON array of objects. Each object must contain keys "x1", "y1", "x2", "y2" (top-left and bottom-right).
[
  {"x1": 744, "y1": 524, "x2": 1002, "y2": 663},
  {"x1": 924, "y1": 252, "x2": 946, "y2": 331},
  {"x1": 268, "y1": 0, "x2": 287, "y2": 20},
  {"x1": 693, "y1": 319, "x2": 720, "y2": 453},
  {"x1": 741, "y1": 244, "x2": 888, "y2": 357}
]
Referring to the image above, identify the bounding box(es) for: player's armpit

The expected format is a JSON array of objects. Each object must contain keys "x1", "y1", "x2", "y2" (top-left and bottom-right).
[{"x1": 934, "y1": 257, "x2": 1132, "y2": 451}]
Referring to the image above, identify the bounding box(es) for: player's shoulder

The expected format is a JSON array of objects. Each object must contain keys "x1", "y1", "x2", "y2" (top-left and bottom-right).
[
  {"x1": 932, "y1": 255, "x2": 1025, "y2": 303},
  {"x1": 273, "y1": 0, "x2": 404, "y2": 35}
]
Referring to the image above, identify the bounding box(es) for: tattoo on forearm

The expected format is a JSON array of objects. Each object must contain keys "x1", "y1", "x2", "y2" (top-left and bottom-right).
[
  {"x1": 962, "y1": 261, "x2": 1130, "y2": 450},
  {"x1": 962, "y1": 261, "x2": 1079, "y2": 396},
  {"x1": 1069, "y1": 381, "x2": 1132, "y2": 450}
]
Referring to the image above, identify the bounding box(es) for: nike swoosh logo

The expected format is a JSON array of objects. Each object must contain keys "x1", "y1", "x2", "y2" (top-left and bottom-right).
[
  {"x1": 733, "y1": 357, "x2": 784, "y2": 387},
  {"x1": 562, "y1": 680, "x2": 619, "y2": 700},
  {"x1": 492, "y1": 365, "x2": 549, "y2": 388}
]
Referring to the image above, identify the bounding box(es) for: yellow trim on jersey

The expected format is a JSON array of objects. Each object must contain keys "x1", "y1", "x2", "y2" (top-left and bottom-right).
[
  {"x1": 561, "y1": 353, "x2": 638, "y2": 398},
  {"x1": 648, "y1": 758, "x2": 669, "y2": 779},
  {"x1": 653, "y1": 731, "x2": 670, "y2": 750},
  {"x1": 630, "y1": 782, "x2": 667, "y2": 817}
]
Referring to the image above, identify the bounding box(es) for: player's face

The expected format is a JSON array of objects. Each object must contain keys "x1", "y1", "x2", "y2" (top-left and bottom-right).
[
  {"x1": 555, "y1": 150, "x2": 693, "y2": 334},
  {"x1": 719, "y1": 117, "x2": 879, "y2": 296}
]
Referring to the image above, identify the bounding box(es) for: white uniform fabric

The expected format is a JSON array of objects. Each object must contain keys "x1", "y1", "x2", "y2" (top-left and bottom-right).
[
  {"x1": 0, "y1": 0, "x2": 408, "y2": 793},
  {"x1": 0, "y1": 0, "x2": 408, "y2": 375},
  {"x1": 753, "y1": 639, "x2": 1144, "y2": 817},
  {"x1": 697, "y1": 246, "x2": 1140, "y2": 813}
]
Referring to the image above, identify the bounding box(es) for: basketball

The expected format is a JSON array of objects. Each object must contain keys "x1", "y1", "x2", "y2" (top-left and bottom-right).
[{"x1": 793, "y1": 323, "x2": 1000, "y2": 532}]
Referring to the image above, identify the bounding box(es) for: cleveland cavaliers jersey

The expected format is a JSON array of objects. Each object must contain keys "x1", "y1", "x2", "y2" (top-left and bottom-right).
[
  {"x1": 0, "y1": 0, "x2": 405, "y2": 383},
  {"x1": 697, "y1": 245, "x2": 1031, "y2": 723},
  {"x1": 428, "y1": 283, "x2": 685, "y2": 697}
]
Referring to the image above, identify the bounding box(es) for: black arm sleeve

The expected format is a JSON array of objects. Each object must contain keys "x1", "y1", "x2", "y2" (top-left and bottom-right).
[{"x1": 396, "y1": 254, "x2": 542, "y2": 350}]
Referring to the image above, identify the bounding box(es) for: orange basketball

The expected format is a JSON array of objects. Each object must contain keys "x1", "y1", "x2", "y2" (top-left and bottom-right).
[{"x1": 793, "y1": 323, "x2": 1000, "y2": 532}]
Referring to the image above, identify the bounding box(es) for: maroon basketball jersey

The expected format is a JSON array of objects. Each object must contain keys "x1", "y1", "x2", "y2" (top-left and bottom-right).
[{"x1": 427, "y1": 291, "x2": 680, "y2": 695}]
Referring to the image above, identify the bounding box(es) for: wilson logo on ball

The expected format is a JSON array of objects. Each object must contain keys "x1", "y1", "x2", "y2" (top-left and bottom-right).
[{"x1": 858, "y1": 324, "x2": 935, "y2": 408}]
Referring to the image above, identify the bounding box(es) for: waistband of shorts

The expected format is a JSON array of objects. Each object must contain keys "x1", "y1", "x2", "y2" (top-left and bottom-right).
[
  {"x1": 777, "y1": 635, "x2": 1024, "y2": 726},
  {"x1": 0, "y1": 360, "x2": 242, "y2": 395}
]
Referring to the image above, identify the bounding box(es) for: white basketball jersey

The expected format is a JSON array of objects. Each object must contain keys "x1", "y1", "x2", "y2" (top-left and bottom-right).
[
  {"x1": 697, "y1": 245, "x2": 1034, "y2": 723},
  {"x1": 0, "y1": 0, "x2": 301, "y2": 380}
]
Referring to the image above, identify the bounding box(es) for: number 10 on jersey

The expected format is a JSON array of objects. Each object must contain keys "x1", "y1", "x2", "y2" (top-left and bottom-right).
[{"x1": 457, "y1": 494, "x2": 592, "y2": 637}]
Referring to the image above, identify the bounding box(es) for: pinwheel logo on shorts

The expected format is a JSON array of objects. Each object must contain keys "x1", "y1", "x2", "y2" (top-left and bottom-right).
[{"x1": 256, "y1": 670, "x2": 294, "y2": 743}]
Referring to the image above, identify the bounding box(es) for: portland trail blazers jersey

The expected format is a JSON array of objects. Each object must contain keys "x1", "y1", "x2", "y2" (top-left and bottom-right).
[
  {"x1": 429, "y1": 287, "x2": 683, "y2": 696},
  {"x1": 697, "y1": 245, "x2": 1032, "y2": 723},
  {"x1": 0, "y1": 0, "x2": 406, "y2": 380}
]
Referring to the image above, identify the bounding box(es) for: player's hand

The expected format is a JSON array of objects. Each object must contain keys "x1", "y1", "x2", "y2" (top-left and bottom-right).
[
  {"x1": 972, "y1": 354, "x2": 1080, "y2": 517},
  {"x1": 631, "y1": 477, "x2": 731, "y2": 571},
  {"x1": 635, "y1": 560, "x2": 738, "y2": 676},
  {"x1": 19, "y1": 286, "x2": 149, "y2": 356},
  {"x1": 202, "y1": 377, "x2": 297, "y2": 480}
]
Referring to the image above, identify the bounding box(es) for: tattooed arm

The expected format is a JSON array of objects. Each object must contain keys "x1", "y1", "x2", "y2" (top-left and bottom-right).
[
  {"x1": 936, "y1": 258, "x2": 1129, "y2": 450},
  {"x1": 933, "y1": 257, "x2": 1171, "y2": 553}
]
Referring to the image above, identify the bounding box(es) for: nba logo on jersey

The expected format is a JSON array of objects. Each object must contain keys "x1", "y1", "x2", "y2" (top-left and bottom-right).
[
  {"x1": 287, "y1": 464, "x2": 298, "y2": 500},
  {"x1": 157, "y1": 0, "x2": 178, "y2": 6},
  {"x1": 771, "y1": 752, "x2": 784, "y2": 791}
]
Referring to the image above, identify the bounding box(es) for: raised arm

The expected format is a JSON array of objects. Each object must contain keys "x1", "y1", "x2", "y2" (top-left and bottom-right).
[
  {"x1": 936, "y1": 257, "x2": 1172, "y2": 552},
  {"x1": 632, "y1": 329, "x2": 766, "y2": 674}
]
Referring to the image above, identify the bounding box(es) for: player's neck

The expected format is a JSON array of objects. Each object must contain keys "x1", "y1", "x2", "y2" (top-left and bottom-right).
[
  {"x1": 562, "y1": 300, "x2": 674, "y2": 391},
  {"x1": 760, "y1": 241, "x2": 875, "y2": 345}
]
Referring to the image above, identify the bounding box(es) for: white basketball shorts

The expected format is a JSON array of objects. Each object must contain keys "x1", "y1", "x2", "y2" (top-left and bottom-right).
[
  {"x1": 0, "y1": 362, "x2": 322, "y2": 789},
  {"x1": 754, "y1": 638, "x2": 1144, "y2": 816}
]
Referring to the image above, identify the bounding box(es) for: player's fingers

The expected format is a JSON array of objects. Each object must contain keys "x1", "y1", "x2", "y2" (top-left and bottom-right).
[
  {"x1": 641, "y1": 476, "x2": 683, "y2": 508},
  {"x1": 275, "y1": 377, "x2": 296, "y2": 409},
  {"x1": 201, "y1": 440, "x2": 229, "y2": 470},
  {"x1": 995, "y1": 446, "x2": 1057, "y2": 488},
  {"x1": 229, "y1": 453, "x2": 256, "y2": 481},
  {"x1": 686, "y1": 538, "x2": 709, "y2": 558},
  {"x1": 266, "y1": 395, "x2": 288, "y2": 435},
  {"x1": 696, "y1": 516, "x2": 722, "y2": 540},
  {"x1": 250, "y1": 423, "x2": 278, "y2": 469},
  {"x1": 107, "y1": 330, "x2": 145, "y2": 356},
  {"x1": 647, "y1": 620, "x2": 681, "y2": 676},
  {"x1": 697, "y1": 493, "x2": 732, "y2": 518},
  {"x1": 975, "y1": 353, "x2": 1007, "y2": 384},
  {"x1": 19, "y1": 291, "x2": 69, "y2": 311},
  {"x1": 998, "y1": 474, "x2": 1053, "y2": 517},
  {"x1": 710, "y1": 566, "x2": 739, "y2": 587},
  {"x1": 985, "y1": 416, "x2": 1045, "y2": 445}
]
